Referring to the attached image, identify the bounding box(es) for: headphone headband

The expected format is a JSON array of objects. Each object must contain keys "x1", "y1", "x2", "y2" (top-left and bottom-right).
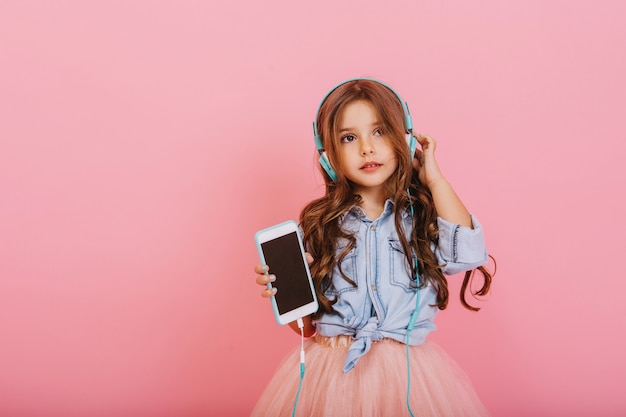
[{"x1": 312, "y1": 78, "x2": 416, "y2": 181}]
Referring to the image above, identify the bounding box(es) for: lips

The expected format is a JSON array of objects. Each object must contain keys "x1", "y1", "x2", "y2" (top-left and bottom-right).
[{"x1": 360, "y1": 161, "x2": 382, "y2": 171}]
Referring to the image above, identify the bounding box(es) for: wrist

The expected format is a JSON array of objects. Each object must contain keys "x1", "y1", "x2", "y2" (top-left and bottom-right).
[{"x1": 425, "y1": 175, "x2": 447, "y2": 191}]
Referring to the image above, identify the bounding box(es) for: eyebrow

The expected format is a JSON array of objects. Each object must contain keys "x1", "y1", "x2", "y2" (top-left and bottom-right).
[{"x1": 338, "y1": 122, "x2": 381, "y2": 134}]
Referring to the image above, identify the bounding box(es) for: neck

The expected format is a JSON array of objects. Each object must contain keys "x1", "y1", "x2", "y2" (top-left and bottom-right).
[{"x1": 355, "y1": 187, "x2": 388, "y2": 220}]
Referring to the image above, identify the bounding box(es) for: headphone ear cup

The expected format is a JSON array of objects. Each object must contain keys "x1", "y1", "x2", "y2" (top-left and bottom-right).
[
  {"x1": 406, "y1": 133, "x2": 418, "y2": 161},
  {"x1": 319, "y1": 152, "x2": 337, "y2": 181}
]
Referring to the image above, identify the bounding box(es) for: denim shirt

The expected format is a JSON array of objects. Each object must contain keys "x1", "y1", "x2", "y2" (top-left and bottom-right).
[{"x1": 312, "y1": 200, "x2": 488, "y2": 373}]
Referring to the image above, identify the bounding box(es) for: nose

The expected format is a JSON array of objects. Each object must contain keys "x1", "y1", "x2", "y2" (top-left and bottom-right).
[{"x1": 360, "y1": 137, "x2": 375, "y2": 155}]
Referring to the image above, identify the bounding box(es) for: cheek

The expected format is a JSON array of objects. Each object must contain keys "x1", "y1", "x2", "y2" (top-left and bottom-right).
[
  {"x1": 388, "y1": 153, "x2": 399, "y2": 169},
  {"x1": 335, "y1": 148, "x2": 347, "y2": 165}
]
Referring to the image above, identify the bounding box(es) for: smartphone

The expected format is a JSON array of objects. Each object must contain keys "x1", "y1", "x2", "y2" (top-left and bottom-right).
[{"x1": 255, "y1": 220, "x2": 319, "y2": 325}]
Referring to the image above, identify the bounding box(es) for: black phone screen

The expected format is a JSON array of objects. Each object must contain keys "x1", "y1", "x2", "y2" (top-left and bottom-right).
[{"x1": 261, "y1": 232, "x2": 314, "y2": 314}]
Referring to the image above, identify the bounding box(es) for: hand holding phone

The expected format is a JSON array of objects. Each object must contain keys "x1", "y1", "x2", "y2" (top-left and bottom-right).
[{"x1": 255, "y1": 221, "x2": 319, "y2": 325}]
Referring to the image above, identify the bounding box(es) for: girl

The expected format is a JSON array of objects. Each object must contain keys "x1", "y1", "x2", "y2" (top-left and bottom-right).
[{"x1": 252, "y1": 78, "x2": 494, "y2": 417}]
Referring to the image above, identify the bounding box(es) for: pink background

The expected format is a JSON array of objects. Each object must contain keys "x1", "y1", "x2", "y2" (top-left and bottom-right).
[{"x1": 1, "y1": 1, "x2": 625, "y2": 416}]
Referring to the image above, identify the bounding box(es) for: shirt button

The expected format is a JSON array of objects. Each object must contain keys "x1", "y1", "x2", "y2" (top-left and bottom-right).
[
  {"x1": 371, "y1": 225, "x2": 376, "y2": 231},
  {"x1": 371, "y1": 285, "x2": 377, "y2": 291}
]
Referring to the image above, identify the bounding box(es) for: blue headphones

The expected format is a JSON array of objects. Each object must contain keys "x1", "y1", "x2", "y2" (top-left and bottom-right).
[{"x1": 312, "y1": 78, "x2": 418, "y2": 181}]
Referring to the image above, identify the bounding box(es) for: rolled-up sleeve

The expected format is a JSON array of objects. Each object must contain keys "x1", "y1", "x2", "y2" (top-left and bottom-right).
[{"x1": 434, "y1": 214, "x2": 489, "y2": 275}]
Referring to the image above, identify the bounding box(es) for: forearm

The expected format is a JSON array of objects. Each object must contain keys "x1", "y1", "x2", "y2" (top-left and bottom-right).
[{"x1": 429, "y1": 178, "x2": 473, "y2": 228}]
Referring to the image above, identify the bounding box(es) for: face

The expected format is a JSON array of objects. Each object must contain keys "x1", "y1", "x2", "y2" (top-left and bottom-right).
[{"x1": 335, "y1": 100, "x2": 398, "y2": 196}]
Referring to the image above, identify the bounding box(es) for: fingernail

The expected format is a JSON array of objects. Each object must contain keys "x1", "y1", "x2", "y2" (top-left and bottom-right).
[
  {"x1": 261, "y1": 265, "x2": 268, "y2": 271},
  {"x1": 271, "y1": 287, "x2": 277, "y2": 294},
  {"x1": 269, "y1": 275, "x2": 276, "y2": 282}
]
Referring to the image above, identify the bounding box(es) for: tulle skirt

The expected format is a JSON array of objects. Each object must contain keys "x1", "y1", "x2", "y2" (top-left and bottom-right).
[{"x1": 250, "y1": 335, "x2": 490, "y2": 417}]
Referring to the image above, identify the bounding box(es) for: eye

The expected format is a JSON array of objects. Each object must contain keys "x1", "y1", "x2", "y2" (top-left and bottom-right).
[
  {"x1": 340, "y1": 134, "x2": 357, "y2": 143},
  {"x1": 373, "y1": 128, "x2": 382, "y2": 136}
]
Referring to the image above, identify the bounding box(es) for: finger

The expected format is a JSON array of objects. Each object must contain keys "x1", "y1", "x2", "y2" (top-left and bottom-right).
[
  {"x1": 416, "y1": 133, "x2": 436, "y2": 151},
  {"x1": 261, "y1": 287, "x2": 278, "y2": 298},
  {"x1": 256, "y1": 273, "x2": 276, "y2": 285},
  {"x1": 413, "y1": 134, "x2": 429, "y2": 156},
  {"x1": 305, "y1": 252, "x2": 314, "y2": 264},
  {"x1": 254, "y1": 264, "x2": 269, "y2": 274}
]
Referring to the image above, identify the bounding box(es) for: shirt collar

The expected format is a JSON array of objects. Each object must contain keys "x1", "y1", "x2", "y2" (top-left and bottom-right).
[{"x1": 340, "y1": 199, "x2": 412, "y2": 222}]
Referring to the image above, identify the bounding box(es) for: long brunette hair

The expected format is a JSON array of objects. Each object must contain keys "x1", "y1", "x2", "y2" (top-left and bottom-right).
[{"x1": 300, "y1": 79, "x2": 492, "y2": 317}]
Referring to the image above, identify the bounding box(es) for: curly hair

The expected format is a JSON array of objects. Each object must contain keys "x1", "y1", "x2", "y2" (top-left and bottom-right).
[{"x1": 300, "y1": 79, "x2": 492, "y2": 318}]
